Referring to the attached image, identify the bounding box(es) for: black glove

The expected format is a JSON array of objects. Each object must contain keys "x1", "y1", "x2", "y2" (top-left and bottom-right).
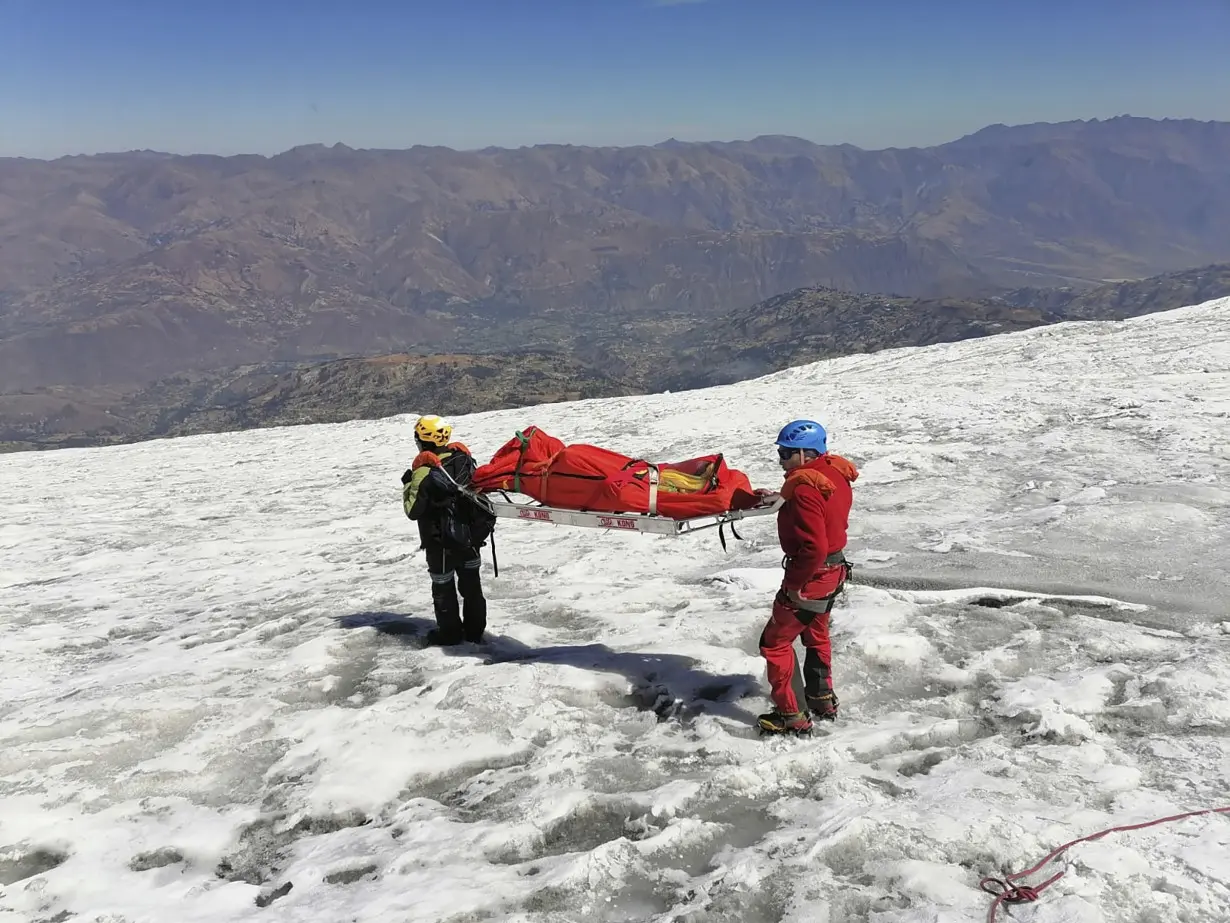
[{"x1": 400, "y1": 468, "x2": 414, "y2": 485}]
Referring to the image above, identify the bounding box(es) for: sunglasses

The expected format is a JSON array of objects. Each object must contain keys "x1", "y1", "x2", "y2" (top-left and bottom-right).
[{"x1": 777, "y1": 446, "x2": 799, "y2": 460}]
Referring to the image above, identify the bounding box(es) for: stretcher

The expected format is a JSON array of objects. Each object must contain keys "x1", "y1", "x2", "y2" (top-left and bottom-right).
[
  {"x1": 471, "y1": 424, "x2": 784, "y2": 547},
  {"x1": 486, "y1": 490, "x2": 784, "y2": 547}
]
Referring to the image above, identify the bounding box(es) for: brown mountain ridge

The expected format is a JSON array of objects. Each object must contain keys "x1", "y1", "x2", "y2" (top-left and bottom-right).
[
  {"x1": 4, "y1": 116, "x2": 1230, "y2": 398},
  {"x1": 4, "y1": 261, "x2": 1227, "y2": 453}
]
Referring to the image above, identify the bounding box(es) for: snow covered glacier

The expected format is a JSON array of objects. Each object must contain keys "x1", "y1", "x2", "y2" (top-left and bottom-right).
[{"x1": 2, "y1": 298, "x2": 1228, "y2": 922}]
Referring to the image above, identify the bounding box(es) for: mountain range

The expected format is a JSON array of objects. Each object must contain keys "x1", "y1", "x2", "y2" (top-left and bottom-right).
[
  {"x1": 4, "y1": 261, "x2": 1228, "y2": 452},
  {"x1": 3, "y1": 115, "x2": 1230, "y2": 451}
]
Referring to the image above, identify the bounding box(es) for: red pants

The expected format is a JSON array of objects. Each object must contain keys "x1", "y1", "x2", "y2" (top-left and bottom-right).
[{"x1": 758, "y1": 570, "x2": 843, "y2": 714}]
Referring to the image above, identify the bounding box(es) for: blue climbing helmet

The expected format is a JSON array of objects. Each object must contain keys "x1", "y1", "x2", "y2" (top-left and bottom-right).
[{"x1": 776, "y1": 419, "x2": 828, "y2": 454}]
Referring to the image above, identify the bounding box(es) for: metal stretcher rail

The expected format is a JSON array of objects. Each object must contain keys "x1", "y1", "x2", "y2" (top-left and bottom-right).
[{"x1": 486, "y1": 493, "x2": 785, "y2": 538}]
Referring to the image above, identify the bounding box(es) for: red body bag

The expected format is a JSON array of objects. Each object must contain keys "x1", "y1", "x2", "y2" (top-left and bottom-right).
[{"x1": 472, "y1": 425, "x2": 760, "y2": 518}]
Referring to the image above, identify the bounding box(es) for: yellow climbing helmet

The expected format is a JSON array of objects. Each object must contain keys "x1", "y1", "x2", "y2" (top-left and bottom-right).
[{"x1": 414, "y1": 414, "x2": 453, "y2": 447}]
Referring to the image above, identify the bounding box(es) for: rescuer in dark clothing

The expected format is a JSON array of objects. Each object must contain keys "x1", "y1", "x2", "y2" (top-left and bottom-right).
[{"x1": 401, "y1": 414, "x2": 488, "y2": 645}]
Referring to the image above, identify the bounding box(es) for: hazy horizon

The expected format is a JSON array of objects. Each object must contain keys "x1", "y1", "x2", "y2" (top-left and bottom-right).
[
  {"x1": 4, "y1": 0, "x2": 1229, "y2": 159},
  {"x1": 6, "y1": 113, "x2": 1230, "y2": 164}
]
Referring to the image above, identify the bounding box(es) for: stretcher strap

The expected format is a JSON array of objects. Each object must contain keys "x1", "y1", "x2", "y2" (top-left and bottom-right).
[
  {"x1": 620, "y1": 458, "x2": 661, "y2": 516},
  {"x1": 512, "y1": 430, "x2": 530, "y2": 494}
]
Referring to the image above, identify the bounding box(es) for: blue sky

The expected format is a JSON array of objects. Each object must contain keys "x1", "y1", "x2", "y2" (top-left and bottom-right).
[{"x1": 2, "y1": 0, "x2": 1228, "y2": 158}]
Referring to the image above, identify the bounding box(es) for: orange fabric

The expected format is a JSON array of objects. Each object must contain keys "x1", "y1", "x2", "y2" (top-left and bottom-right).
[
  {"x1": 824, "y1": 454, "x2": 859, "y2": 484},
  {"x1": 782, "y1": 467, "x2": 836, "y2": 500},
  {"x1": 413, "y1": 443, "x2": 471, "y2": 471},
  {"x1": 780, "y1": 454, "x2": 858, "y2": 500},
  {"x1": 412, "y1": 450, "x2": 441, "y2": 470},
  {"x1": 471, "y1": 424, "x2": 760, "y2": 518}
]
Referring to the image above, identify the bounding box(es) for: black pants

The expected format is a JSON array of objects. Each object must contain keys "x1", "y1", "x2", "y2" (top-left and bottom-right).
[
  {"x1": 426, "y1": 543, "x2": 487, "y2": 643},
  {"x1": 799, "y1": 599, "x2": 838, "y2": 702}
]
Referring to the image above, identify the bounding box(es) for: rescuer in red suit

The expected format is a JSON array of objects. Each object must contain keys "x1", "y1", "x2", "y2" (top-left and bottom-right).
[{"x1": 757, "y1": 419, "x2": 858, "y2": 735}]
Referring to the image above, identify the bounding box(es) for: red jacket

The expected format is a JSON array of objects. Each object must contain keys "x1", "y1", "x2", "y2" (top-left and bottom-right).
[{"x1": 777, "y1": 453, "x2": 858, "y2": 592}]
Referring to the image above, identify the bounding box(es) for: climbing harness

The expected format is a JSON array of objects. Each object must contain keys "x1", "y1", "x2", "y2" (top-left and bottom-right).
[{"x1": 780, "y1": 550, "x2": 855, "y2": 613}]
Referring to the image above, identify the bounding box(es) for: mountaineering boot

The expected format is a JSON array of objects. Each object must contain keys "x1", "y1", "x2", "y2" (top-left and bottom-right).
[
  {"x1": 425, "y1": 627, "x2": 464, "y2": 646},
  {"x1": 806, "y1": 692, "x2": 839, "y2": 720},
  {"x1": 757, "y1": 710, "x2": 814, "y2": 735},
  {"x1": 456, "y1": 559, "x2": 487, "y2": 644},
  {"x1": 429, "y1": 577, "x2": 465, "y2": 645}
]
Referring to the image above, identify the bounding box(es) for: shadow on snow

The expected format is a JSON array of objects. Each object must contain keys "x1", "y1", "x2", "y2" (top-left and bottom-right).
[{"x1": 333, "y1": 610, "x2": 767, "y2": 727}]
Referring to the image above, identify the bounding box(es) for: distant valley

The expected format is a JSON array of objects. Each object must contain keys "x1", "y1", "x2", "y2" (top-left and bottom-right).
[
  {"x1": 3, "y1": 116, "x2": 1230, "y2": 451},
  {"x1": 3, "y1": 262, "x2": 1227, "y2": 452}
]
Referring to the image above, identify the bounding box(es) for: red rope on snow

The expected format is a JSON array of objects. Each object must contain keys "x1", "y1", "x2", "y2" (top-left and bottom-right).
[{"x1": 980, "y1": 805, "x2": 1230, "y2": 922}]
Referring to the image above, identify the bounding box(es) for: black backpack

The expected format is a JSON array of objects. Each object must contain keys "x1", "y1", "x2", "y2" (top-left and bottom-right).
[
  {"x1": 440, "y1": 487, "x2": 497, "y2": 552},
  {"x1": 435, "y1": 451, "x2": 497, "y2": 553}
]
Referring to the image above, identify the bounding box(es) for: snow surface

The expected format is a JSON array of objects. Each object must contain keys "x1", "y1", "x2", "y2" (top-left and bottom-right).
[{"x1": 2, "y1": 298, "x2": 1230, "y2": 923}]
